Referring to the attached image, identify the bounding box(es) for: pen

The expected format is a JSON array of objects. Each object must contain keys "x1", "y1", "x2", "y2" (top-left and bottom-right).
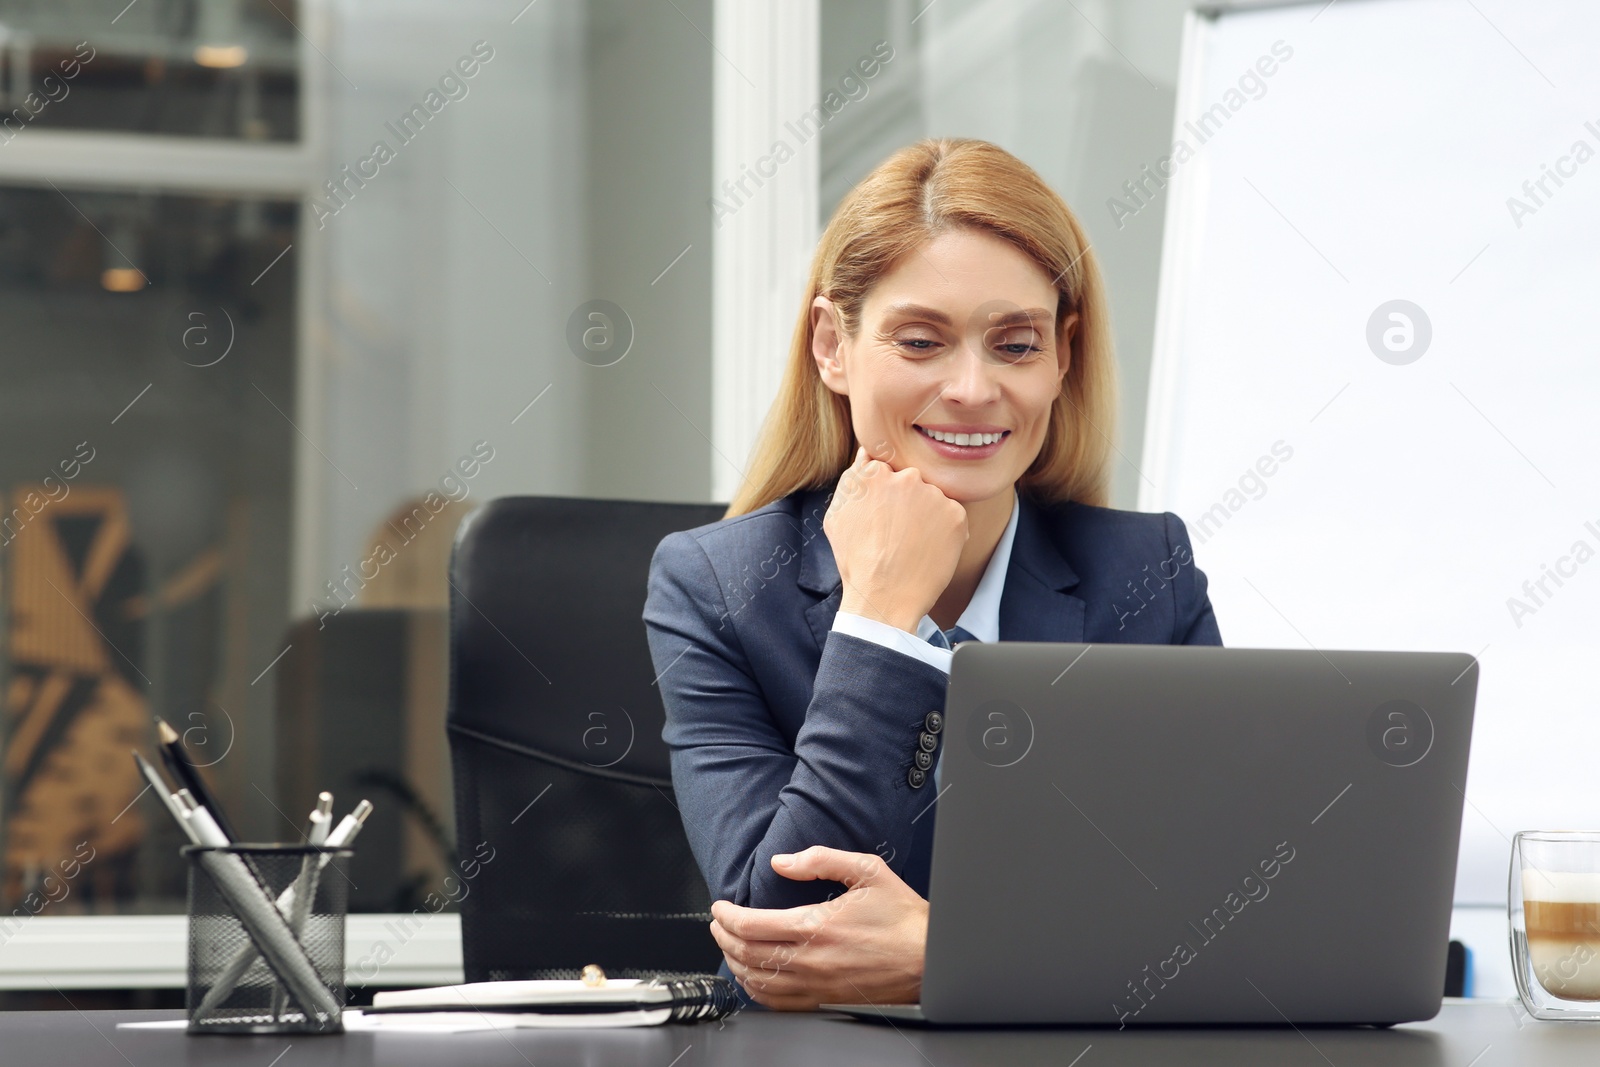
[
  {"x1": 155, "y1": 718, "x2": 239, "y2": 843},
  {"x1": 275, "y1": 794, "x2": 334, "y2": 1021},
  {"x1": 324, "y1": 800, "x2": 373, "y2": 853},
  {"x1": 175, "y1": 790, "x2": 235, "y2": 850},
  {"x1": 292, "y1": 796, "x2": 335, "y2": 922},
  {"x1": 304, "y1": 795, "x2": 334, "y2": 856}
]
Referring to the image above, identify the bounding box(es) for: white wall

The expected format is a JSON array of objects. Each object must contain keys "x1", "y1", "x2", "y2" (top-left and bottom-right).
[{"x1": 1142, "y1": 0, "x2": 1600, "y2": 908}]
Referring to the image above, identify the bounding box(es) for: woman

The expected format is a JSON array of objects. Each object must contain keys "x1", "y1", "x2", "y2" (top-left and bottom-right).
[{"x1": 642, "y1": 138, "x2": 1222, "y2": 1011}]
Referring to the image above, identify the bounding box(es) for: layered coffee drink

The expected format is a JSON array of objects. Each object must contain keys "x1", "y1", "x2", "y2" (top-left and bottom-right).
[{"x1": 1523, "y1": 870, "x2": 1600, "y2": 1001}]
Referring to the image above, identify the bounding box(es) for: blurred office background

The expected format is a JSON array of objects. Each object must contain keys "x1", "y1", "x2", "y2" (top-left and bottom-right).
[
  {"x1": 10, "y1": 0, "x2": 1566, "y2": 1006},
  {"x1": 0, "y1": 0, "x2": 1188, "y2": 927}
]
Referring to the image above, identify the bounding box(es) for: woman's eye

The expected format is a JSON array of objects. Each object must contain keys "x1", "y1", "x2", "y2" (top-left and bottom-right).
[
  {"x1": 999, "y1": 342, "x2": 1043, "y2": 358},
  {"x1": 894, "y1": 339, "x2": 940, "y2": 352}
]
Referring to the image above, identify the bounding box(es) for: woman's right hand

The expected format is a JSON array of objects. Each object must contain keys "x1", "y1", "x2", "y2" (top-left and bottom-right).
[{"x1": 824, "y1": 446, "x2": 967, "y2": 633}]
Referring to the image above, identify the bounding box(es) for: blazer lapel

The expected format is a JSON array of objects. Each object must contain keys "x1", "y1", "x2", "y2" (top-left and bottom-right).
[
  {"x1": 797, "y1": 489, "x2": 844, "y2": 651},
  {"x1": 999, "y1": 493, "x2": 1085, "y2": 643}
]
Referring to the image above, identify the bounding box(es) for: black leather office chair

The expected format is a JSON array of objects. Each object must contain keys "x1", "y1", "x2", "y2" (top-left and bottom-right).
[{"x1": 448, "y1": 495, "x2": 728, "y2": 981}]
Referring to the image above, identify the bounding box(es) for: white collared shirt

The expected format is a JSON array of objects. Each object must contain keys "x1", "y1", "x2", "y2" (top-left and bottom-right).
[{"x1": 829, "y1": 488, "x2": 1020, "y2": 674}]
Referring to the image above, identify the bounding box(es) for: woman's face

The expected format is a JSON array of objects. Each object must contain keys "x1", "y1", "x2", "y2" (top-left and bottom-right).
[{"x1": 812, "y1": 227, "x2": 1077, "y2": 506}]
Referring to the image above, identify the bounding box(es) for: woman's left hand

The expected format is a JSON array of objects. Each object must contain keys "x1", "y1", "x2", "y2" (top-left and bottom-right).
[{"x1": 709, "y1": 846, "x2": 929, "y2": 1010}]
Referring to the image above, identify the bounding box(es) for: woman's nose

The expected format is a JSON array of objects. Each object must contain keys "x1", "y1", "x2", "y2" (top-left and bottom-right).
[{"x1": 941, "y1": 338, "x2": 1004, "y2": 404}]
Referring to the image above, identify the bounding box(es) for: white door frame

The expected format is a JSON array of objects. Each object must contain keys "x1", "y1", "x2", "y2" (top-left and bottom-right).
[{"x1": 710, "y1": 0, "x2": 820, "y2": 504}]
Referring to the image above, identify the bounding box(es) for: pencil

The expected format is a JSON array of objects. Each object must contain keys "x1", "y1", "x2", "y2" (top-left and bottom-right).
[{"x1": 155, "y1": 718, "x2": 238, "y2": 843}]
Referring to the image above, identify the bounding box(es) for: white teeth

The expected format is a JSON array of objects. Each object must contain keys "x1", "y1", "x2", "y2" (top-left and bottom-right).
[{"x1": 919, "y1": 427, "x2": 1004, "y2": 446}]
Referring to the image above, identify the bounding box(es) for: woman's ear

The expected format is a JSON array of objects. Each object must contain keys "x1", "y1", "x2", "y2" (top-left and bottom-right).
[
  {"x1": 812, "y1": 295, "x2": 849, "y2": 397},
  {"x1": 1056, "y1": 311, "x2": 1079, "y2": 384}
]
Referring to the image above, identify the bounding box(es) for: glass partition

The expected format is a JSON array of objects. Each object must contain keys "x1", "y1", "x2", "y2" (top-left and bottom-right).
[
  {"x1": 0, "y1": 185, "x2": 297, "y2": 912},
  {"x1": 0, "y1": 0, "x2": 715, "y2": 932}
]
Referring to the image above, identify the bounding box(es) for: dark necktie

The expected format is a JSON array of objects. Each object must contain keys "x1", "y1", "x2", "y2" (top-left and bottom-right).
[{"x1": 927, "y1": 624, "x2": 978, "y2": 651}]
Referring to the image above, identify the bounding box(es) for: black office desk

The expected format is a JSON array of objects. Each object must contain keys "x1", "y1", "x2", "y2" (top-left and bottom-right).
[{"x1": 17, "y1": 1000, "x2": 1600, "y2": 1065}]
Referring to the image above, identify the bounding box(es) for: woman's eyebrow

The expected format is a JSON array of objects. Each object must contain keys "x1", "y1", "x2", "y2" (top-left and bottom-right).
[
  {"x1": 977, "y1": 307, "x2": 1053, "y2": 326},
  {"x1": 880, "y1": 302, "x2": 1052, "y2": 326},
  {"x1": 881, "y1": 302, "x2": 954, "y2": 325}
]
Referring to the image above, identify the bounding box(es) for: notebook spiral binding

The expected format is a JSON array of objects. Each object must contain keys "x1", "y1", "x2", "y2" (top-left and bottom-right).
[{"x1": 647, "y1": 974, "x2": 740, "y2": 1021}]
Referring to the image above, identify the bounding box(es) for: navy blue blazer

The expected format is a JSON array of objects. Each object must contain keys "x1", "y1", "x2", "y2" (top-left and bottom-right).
[{"x1": 642, "y1": 483, "x2": 1222, "y2": 917}]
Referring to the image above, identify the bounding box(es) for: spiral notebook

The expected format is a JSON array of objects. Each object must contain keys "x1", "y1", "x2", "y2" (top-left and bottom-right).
[{"x1": 363, "y1": 975, "x2": 738, "y2": 1028}]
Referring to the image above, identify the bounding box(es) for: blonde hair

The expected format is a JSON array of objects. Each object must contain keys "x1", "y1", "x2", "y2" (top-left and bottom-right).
[{"x1": 725, "y1": 137, "x2": 1117, "y2": 518}]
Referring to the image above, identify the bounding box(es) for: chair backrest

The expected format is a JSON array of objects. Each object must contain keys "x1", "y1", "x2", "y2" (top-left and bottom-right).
[{"x1": 447, "y1": 495, "x2": 727, "y2": 980}]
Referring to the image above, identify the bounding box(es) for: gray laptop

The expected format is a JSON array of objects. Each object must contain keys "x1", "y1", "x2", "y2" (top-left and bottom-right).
[{"x1": 825, "y1": 642, "x2": 1477, "y2": 1027}]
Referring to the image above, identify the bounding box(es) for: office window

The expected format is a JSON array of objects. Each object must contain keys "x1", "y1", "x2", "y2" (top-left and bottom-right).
[
  {"x1": 0, "y1": 0, "x2": 714, "y2": 940},
  {"x1": 0, "y1": 0, "x2": 300, "y2": 141},
  {"x1": 0, "y1": 185, "x2": 296, "y2": 910}
]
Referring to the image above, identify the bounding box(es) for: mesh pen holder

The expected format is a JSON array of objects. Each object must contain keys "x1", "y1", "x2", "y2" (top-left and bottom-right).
[{"x1": 183, "y1": 844, "x2": 352, "y2": 1035}]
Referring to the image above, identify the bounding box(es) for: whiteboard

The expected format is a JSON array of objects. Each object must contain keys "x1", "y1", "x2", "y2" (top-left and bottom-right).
[{"x1": 1141, "y1": 0, "x2": 1600, "y2": 905}]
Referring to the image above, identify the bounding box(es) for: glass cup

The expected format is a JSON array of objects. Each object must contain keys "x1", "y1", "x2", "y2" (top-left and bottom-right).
[{"x1": 1510, "y1": 831, "x2": 1600, "y2": 1021}]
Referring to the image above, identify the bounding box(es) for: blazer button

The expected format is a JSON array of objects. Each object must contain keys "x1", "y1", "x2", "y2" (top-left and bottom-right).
[
  {"x1": 917, "y1": 731, "x2": 938, "y2": 753},
  {"x1": 907, "y1": 767, "x2": 927, "y2": 789},
  {"x1": 924, "y1": 711, "x2": 943, "y2": 735},
  {"x1": 914, "y1": 748, "x2": 934, "y2": 771}
]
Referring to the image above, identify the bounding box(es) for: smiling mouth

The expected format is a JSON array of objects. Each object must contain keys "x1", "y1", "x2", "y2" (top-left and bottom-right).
[{"x1": 914, "y1": 425, "x2": 1010, "y2": 448}]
